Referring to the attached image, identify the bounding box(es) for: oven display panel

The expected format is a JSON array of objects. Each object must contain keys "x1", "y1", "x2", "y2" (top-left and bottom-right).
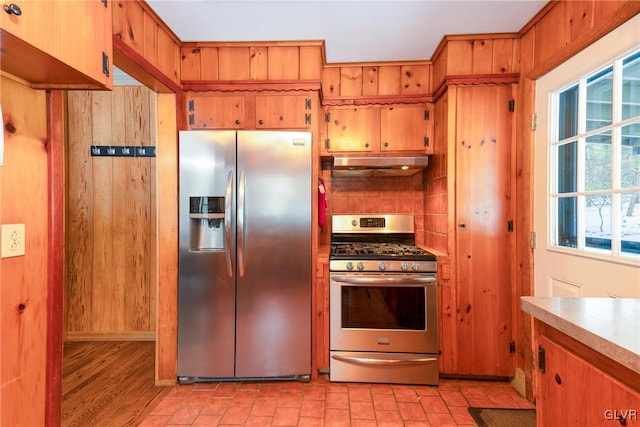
[{"x1": 341, "y1": 286, "x2": 426, "y2": 330}]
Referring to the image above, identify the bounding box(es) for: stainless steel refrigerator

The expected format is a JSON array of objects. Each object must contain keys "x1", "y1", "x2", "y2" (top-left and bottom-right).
[{"x1": 177, "y1": 130, "x2": 312, "y2": 382}]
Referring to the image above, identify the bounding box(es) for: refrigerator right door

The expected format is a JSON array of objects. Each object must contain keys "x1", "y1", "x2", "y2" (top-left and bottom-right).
[
  {"x1": 235, "y1": 131, "x2": 312, "y2": 378},
  {"x1": 178, "y1": 130, "x2": 237, "y2": 378}
]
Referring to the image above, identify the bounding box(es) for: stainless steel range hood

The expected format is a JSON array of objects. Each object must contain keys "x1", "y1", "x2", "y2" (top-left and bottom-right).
[{"x1": 331, "y1": 155, "x2": 429, "y2": 177}]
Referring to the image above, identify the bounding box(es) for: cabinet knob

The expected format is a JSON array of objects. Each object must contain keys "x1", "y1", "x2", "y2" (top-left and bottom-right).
[
  {"x1": 258, "y1": 119, "x2": 264, "y2": 125},
  {"x1": 3, "y1": 3, "x2": 22, "y2": 15},
  {"x1": 365, "y1": 143, "x2": 369, "y2": 148},
  {"x1": 554, "y1": 373, "x2": 562, "y2": 385},
  {"x1": 384, "y1": 142, "x2": 389, "y2": 147},
  {"x1": 235, "y1": 120, "x2": 240, "y2": 125},
  {"x1": 459, "y1": 223, "x2": 467, "y2": 228}
]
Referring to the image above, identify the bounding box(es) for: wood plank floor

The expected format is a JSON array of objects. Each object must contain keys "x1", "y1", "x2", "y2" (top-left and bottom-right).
[{"x1": 62, "y1": 341, "x2": 171, "y2": 427}]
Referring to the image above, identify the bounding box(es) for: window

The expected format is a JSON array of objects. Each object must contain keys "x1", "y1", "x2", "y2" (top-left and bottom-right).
[{"x1": 551, "y1": 49, "x2": 640, "y2": 258}]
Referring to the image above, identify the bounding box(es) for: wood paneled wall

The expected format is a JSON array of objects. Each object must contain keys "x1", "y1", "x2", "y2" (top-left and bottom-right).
[
  {"x1": 112, "y1": 0, "x2": 181, "y2": 86},
  {"x1": 322, "y1": 62, "x2": 431, "y2": 100},
  {"x1": 431, "y1": 34, "x2": 520, "y2": 91},
  {"x1": 181, "y1": 42, "x2": 324, "y2": 82},
  {"x1": 0, "y1": 76, "x2": 49, "y2": 426},
  {"x1": 65, "y1": 86, "x2": 157, "y2": 340}
]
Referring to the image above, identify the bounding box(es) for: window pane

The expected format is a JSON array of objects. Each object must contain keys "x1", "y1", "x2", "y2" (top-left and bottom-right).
[
  {"x1": 559, "y1": 85, "x2": 578, "y2": 140},
  {"x1": 585, "y1": 195, "x2": 611, "y2": 251},
  {"x1": 622, "y1": 51, "x2": 640, "y2": 121},
  {"x1": 621, "y1": 192, "x2": 640, "y2": 255},
  {"x1": 557, "y1": 141, "x2": 577, "y2": 193},
  {"x1": 587, "y1": 66, "x2": 613, "y2": 131},
  {"x1": 557, "y1": 196, "x2": 577, "y2": 248},
  {"x1": 621, "y1": 121, "x2": 640, "y2": 189},
  {"x1": 585, "y1": 131, "x2": 611, "y2": 191}
]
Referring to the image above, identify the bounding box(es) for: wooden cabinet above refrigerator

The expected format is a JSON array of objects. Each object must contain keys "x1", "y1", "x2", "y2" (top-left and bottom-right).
[{"x1": 185, "y1": 92, "x2": 317, "y2": 130}]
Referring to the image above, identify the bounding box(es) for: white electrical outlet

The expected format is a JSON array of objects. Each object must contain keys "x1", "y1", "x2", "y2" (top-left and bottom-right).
[{"x1": 1, "y1": 224, "x2": 26, "y2": 258}]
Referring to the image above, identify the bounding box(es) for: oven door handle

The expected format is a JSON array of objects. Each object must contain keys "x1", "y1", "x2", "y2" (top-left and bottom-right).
[
  {"x1": 331, "y1": 354, "x2": 438, "y2": 366},
  {"x1": 331, "y1": 275, "x2": 436, "y2": 285}
]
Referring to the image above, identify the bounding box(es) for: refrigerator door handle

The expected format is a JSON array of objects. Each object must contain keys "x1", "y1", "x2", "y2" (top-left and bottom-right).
[
  {"x1": 225, "y1": 170, "x2": 234, "y2": 277},
  {"x1": 238, "y1": 170, "x2": 246, "y2": 277}
]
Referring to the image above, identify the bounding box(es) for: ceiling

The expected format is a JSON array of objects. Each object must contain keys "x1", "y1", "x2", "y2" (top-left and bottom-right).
[{"x1": 145, "y1": 0, "x2": 548, "y2": 64}]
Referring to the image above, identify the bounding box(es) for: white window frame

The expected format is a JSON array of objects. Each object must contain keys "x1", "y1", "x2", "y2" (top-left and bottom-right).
[{"x1": 547, "y1": 48, "x2": 640, "y2": 264}]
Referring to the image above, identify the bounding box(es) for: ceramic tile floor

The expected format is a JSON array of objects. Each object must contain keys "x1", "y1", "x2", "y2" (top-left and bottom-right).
[{"x1": 139, "y1": 376, "x2": 535, "y2": 426}]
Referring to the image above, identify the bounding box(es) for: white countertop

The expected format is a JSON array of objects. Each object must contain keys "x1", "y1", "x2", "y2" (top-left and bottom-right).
[{"x1": 521, "y1": 297, "x2": 640, "y2": 375}]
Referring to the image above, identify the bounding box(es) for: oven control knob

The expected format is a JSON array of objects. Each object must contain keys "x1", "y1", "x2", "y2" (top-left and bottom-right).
[
  {"x1": 412, "y1": 263, "x2": 420, "y2": 271},
  {"x1": 357, "y1": 262, "x2": 365, "y2": 270},
  {"x1": 379, "y1": 262, "x2": 386, "y2": 270},
  {"x1": 401, "y1": 262, "x2": 409, "y2": 271},
  {"x1": 346, "y1": 262, "x2": 354, "y2": 270}
]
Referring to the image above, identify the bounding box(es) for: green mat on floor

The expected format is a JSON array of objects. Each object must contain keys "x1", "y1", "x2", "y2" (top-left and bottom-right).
[{"x1": 468, "y1": 407, "x2": 536, "y2": 427}]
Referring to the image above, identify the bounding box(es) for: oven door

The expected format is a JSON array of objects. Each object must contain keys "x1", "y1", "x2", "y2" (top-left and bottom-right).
[{"x1": 329, "y1": 273, "x2": 438, "y2": 354}]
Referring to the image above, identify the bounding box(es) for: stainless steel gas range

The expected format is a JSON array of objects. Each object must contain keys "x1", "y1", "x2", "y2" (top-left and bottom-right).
[{"x1": 329, "y1": 214, "x2": 439, "y2": 385}]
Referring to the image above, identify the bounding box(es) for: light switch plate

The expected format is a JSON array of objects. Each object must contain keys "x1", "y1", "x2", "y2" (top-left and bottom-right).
[{"x1": 1, "y1": 224, "x2": 26, "y2": 258}]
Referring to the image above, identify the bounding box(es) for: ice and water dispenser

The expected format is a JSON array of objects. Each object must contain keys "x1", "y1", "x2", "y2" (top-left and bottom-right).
[{"x1": 189, "y1": 196, "x2": 225, "y2": 251}]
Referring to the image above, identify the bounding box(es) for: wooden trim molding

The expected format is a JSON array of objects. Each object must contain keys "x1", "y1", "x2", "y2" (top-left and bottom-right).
[
  {"x1": 322, "y1": 94, "x2": 433, "y2": 106},
  {"x1": 432, "y1": 73, "x2": 520, "y2": 101},
  {"x1": 182, "y1": 80, "x2": 322, "y2": 92},
  {"x1": 45, "y1": 90, "x2": 65, "y2": 427}
]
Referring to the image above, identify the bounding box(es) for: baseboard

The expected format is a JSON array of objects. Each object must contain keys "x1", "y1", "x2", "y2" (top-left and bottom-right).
[
  {"x1": 65, "y1": 332, "x2": 156, "y2": 341},
  {"x1": 155, "y1": 379, "x2": 177, "y2": 386}
]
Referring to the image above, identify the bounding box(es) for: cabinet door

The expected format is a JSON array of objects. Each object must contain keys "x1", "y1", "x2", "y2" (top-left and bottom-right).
[
  {"x1": 255, "y1": 94, "x2": 311, "y2": 129},
  {"x1": 380, "y1": 104, "x2": 434, "y2": 153},
  {"x1": 0, "y1": 0, "x2": 112, "y2": 88},
  {"x1": 538, "y1": 336, "x2": 640, "y2": 426},
  {"x1": 187, "y1": 95, "x2": 245, "y2": 129},
  {"x1": 454, "y1": 85, "x2": 514, "y2": 376},
  {"x1": 325, "y1": 107, "x2": 379, "y2": 152}
]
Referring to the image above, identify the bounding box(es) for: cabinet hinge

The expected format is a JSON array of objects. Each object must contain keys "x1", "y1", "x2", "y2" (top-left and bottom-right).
[
  {"x1": 424, "y1": 109, "x2": 430, "y2": 120},
  {"x1": 531, "y1": 113, "x2": 537, "y2": 131},
  {"x1": 305, "y1": 113, "x2": 312, "y2": 125},
  {"x1": 305, "y1": 98, "x2": 312, "y2": 110},
  {"x1": 507, "y1": 220, "x2": 514, "y2": 232},
  {"x1": 101, "y1": 0, "x2": 108, "y2": 7},
  {"x1": 530, "y1": 231, "x2": 536, "y2": 249},
  {"x1": 538, "y1": 344, "x2": 546, "y2": 373},
  {"x1": 508, "y1": 99, "x2": 515, "y2": 112},
  {"x1": 188, "y1": 100, "x2": 195, "y2": 112},
  {"x1": 102, "y1": 52, "x2": 110, "y2": 77},
  {"x1": 325, "y1": 112, "x2": 330, "y2": 123},
  {"x1": 424, "y1": 136, "x2": 430, "y2": 148},
  {"x1": 509, "y1": 341, "x2": 516, "y2": 354},
  {"x1": 188, "y1": 114, "x2": 194, "y2": 126},
  {"x1": 325, "y1": 139, "x2": 330, "y2": 149}
]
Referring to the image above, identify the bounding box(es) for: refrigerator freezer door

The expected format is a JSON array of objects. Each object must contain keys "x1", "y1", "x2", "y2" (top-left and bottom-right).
[
  {"x1": 178, "y1": 130, "x2": 237, "y2": 378},
  {"x1": 235, "y1": 131, "x2": 312, "y2": 378}
]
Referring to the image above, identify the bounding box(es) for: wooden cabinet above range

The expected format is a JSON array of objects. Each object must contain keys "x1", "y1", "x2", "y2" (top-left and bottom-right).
[
  {"x1": 185, "y1": 91, "x2": 317, "y2": 130},
  {"x1": 0, "y1": 0, "x2": 112, "y2": 89},
  {"x1": 322, "y1": 104, "x2": 434, "y2": 155}
]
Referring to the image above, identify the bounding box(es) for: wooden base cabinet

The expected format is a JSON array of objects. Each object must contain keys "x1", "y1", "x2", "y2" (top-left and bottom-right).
[
  {"x1": 186, "y1": 92, "x2": 316, "y2": 130},
  {"x1": 322, "y1": 104, "x2": 433, "y2": 155},
  {"x1": 536, "y1": 330, "x2": 640, "y2": 426},
  {"x1": 0, "y1": 0, "x2": 112, "y2": 89}
]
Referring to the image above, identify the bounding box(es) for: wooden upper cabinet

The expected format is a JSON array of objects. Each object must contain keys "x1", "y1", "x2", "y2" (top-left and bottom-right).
[
  {"x1": 188, "y1": 94, "x2": 245, "y2": 129},
  {"x1": 255, "y1": 94, "x2": 312, "y2": 129},
  {"x1": 324, "y1": 107, "x2": 379, "y2": 153},
  {"x1": 0, "y1": 0, "x2": 112, "y2": 89},
  {"x1": 380, "y1": 104, "x2": 434, "y2": 153},
  {"x1": 186, "y1": 92, "x2": 315, "y2": 130}
]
